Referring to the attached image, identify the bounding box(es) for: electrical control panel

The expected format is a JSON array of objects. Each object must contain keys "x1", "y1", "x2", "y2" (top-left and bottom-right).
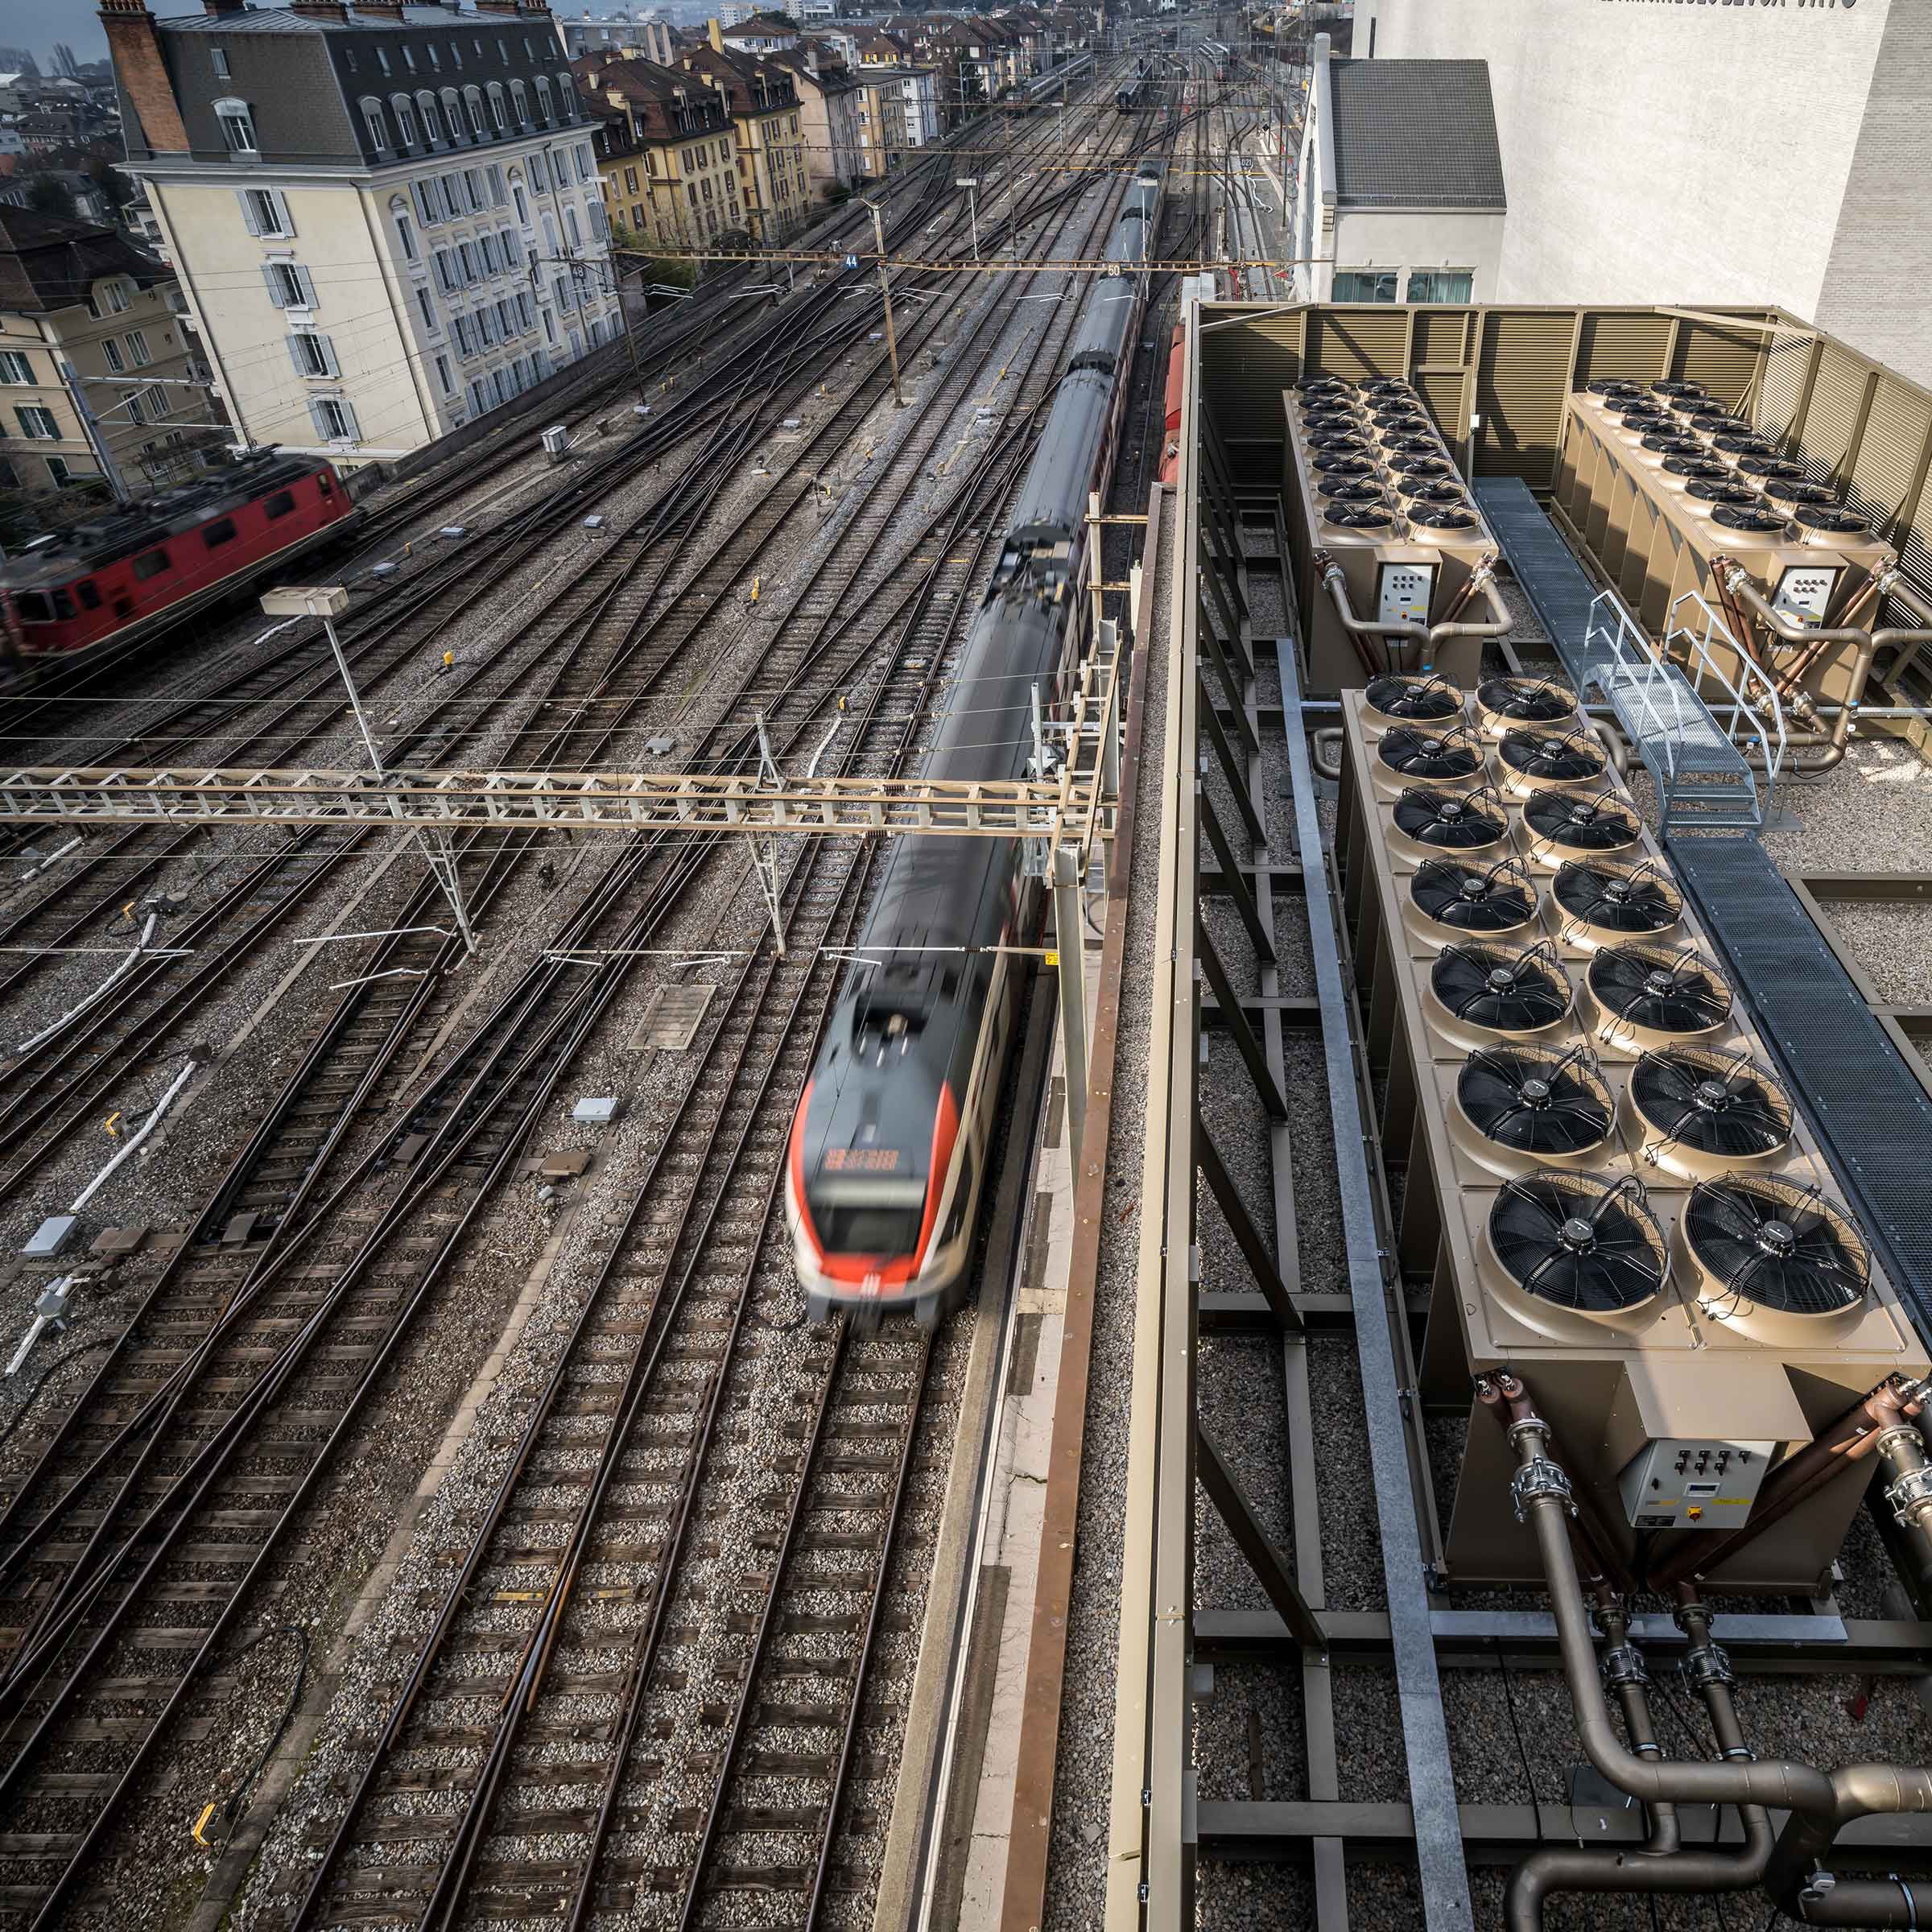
[
  {"x1": 1377, "y1": 561, "x2": 1436, "y2": 629},
  {"x1": 1616, "y1": 1438, "x2": 1778, "y2": 1531},
  {"x1": 1771, "y1": 564, "x2": 1841, "y2": 628}
]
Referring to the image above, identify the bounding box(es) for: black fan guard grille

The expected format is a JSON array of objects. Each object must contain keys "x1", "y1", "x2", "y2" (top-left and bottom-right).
[
  {"x1": 1378, "y1": 725, "x2": 1481, "y2": 779},
  {"x1": 1682, "y1": 1178, "x2": 1869, "y2": 1317},
  {"x1": 1524, "y1": 788, "x2": 1641, "y2": 852},
  {"x1": 1459, "y1": 1046, "x2": 1612, "y2": 1155},
  {"x1": 1432, "y1": 943, "x2": 1571, "y2": 1034},
  {"x1": 1393, "y1": 784, "x2": 1507, "y2": 850},
  {"x1": 1556, "y1": 861, "x2": 1682, "y2": 933},
  {"x1": 1410, "y1": 857, "x2": 1538, "y2": 933},
  {"x1": 1631, "y1": 1046, "x2": 1794, "y2": 1160},
  {"x1": 1366, "y1": 673, "x2": 1461, "y2": 721},
  {"x1": 1479, "y1": 677, "x2": 1575, "y2": 724},
  {"x1": 1588, "y1": 944, "x2": 1732, "y2": 1035},
  {"x1": 1489, "y1": 1173, "x2": 1668, "y2": 1312},
  {"x1": 1500, "y1": 729, "x2": 1607, "y2": 782}
]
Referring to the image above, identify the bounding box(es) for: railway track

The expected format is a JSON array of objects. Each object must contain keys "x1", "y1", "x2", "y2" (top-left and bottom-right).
[{"x1": 0, "y1": 82, "x2": 1154, "y2": 1927}]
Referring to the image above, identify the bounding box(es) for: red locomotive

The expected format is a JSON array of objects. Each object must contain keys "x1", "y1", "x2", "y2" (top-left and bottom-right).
[{"x1": 0, "y1": 454, "x2": 357, "y2": 663}]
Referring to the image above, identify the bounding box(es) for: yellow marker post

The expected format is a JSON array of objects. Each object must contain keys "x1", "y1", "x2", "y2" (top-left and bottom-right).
[
  {"x1": 750, "y1": 576, "x2": 761, "y2": 605},
  {"x1": 104, "y1": 1111, "x2": 122, "y2": 1138}
]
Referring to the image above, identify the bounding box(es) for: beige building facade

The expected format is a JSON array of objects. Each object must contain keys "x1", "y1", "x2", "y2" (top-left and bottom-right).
[
  {"x1": 105, "y1": 0, "x2": 621, "y2": 468},
  {"x1": 1, "y1": 205, "x2": 220, "y2": 497}
]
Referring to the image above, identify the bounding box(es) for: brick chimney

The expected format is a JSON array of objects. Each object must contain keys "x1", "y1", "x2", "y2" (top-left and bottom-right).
[
  {"x1": 475, "y1": 0, "x2": 522, "y2": 14},
  {"x1": 99, "y1": 0, "x2": 188, "y2": 154},
  {"x1": 708, "y1": 16, "x2": 724, "y2": 52},
  {"x1": 356, "y1": 0, "x2": 407, "y2": 15},
  {"x1": 289, "y1": 0, "x2": 352, "y2": 19}
]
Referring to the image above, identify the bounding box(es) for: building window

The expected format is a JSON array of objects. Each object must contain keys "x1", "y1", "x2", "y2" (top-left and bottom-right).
[
  {"x1": 464, "y1": 167, "x2": 485, "y2": 211},
  {"x1": 365, "y1": 101, "x2": 390, "y2": 150},
  {"x1": 395, "y1": 209, "x2": 417, "y2": 260},
  {"x1": 287, "y1": 331, "x2": 337, "y2": 377},
  {"x1": 564, "y1": 206, "x2": 582, "y2": 248},
  {"x1": 487, "y1": 163, "x2": 507, "y2": 206},
  {"x1": 43, "y1": 456, "x2": 76, "y2": 488},
  {"x1": 513, "y1": 182, "x2": 529, "y2": 224},
  {"x1": 488, "y1": 82, "x2": 508, "y2": 135},
  {"x1": 239, "y1": 185, "x2": 295, "y2": 236},
  {"x1": 310, "y1": 396, "x2": 359, "y2": 441},
  {"x1": 102, "y1": 337, "x2": 125, "y2": 374},
  {"x1": 535, "y1": 76, "x2": 555, "y2": 126},
  {"x1": 99, "y1": 279, "x2": 132, "y2": 315},
  {"x1": 440, "y1": 176, "x2": 464, "y2": 220},
  {"x1": 557, "y1": 76, "x2": 576, "y2": 122},
  {"x1": 442, "y1": 87, "x2": 464, "y2": 139},
  {"x1": 427, "y1": 43, "x2": 440, "y2": 69},
  {"x1": 0, "y1": 350, "x2": 31, "y2": 384},
  {"x1": 16, "y1": 405, "x2": 60, "y2": 440},
  {"x1": 1331, "y1": 270, "x2": 1398, "y2": 303},
  {"x1": 417, "y1": 287, "x2": 436, "y2": 331},
  {"x1": 264, "y1": 261, "x2": 316, "y2": 308},
  {"x1": 419, "y1": 92, "x2": 444, "y2": 142},
  {"x1": 402, "y1": 44, "x2": 416, "y2": 72},
  {"x1": 1406, "y1": 269, "x2": 1474, "y2": 305},
  {"x1": 500, "y1": 226, "x2": 521, "y2": 266},
  {"x1": 435, "y1": 248, "x2": 458, "y2": 292},
  {"x1": 479, "y1": 232, "x2": 499, "y2": 274},
  {"x1": 436, "y1": 353, "x2": 453, "y2": 394},
  {"x1": 457, "y1": 241, "x2": 477, "y2": 280},
  {"x1": 377, "y1": 46, "x2": 391, "y2": 76},
  {"x1": 623, "y1": 165, "x2": 638, "y2": 194},
  {"x1": 125, "y1": 329, "x2": 151, "y2": 365},
  {"x1": 466, "y1": 86, "x2": 486, "y2": 138},
  {"x1": 510, "y1": 80, "x2": 528, "y2": 126},
  {"x1": 575, "y1": 144, "x2": 591, "y2": 181},
  {"x1": 215, "y1": 98, "x2": 258, "y2": 152},
  {"x1": 394, "y1": 94, "x2": 420, "y2": 146},
  {"x1": 211, "y1": 47, "x2": 229, "y2": 79}
]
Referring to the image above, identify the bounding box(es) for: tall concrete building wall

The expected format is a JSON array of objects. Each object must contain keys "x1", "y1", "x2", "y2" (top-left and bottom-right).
[{"x1": 1352, "y1": 0, "x2": 1932, "y2": 385}]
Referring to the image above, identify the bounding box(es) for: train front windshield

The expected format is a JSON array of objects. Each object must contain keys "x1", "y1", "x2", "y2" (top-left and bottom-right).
[{"x1": 811, "y1": 1183, "x2": 927, "y2": 1261}]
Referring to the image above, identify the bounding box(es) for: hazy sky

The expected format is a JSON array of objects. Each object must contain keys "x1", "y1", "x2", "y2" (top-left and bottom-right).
[{"x1": 13, "y1": 0, "x2": 211, "y2": 67}]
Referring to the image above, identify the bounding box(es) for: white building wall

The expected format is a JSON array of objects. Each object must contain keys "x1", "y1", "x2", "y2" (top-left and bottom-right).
[{"x1": 1355, "y1": 0, "x2": 1932, "y2": 382}]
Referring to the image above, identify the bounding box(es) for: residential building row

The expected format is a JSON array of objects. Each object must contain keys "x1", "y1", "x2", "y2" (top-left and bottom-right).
[{"x1": 1, "y1": 204, "x2": 221, "y2": 498}]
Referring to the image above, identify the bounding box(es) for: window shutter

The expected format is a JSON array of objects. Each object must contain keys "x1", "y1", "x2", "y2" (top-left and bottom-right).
[
  {"x1": 488, "y1": 163, "x2": 506, "y2": 205},
  {"x1": 263, "y1": 262, "x2": 288, "y2": 308},
  {"x1": 411, "y1": 179, "x2": 435, "y2": 225},
  {"x1": 317, "y1": 334, "x2": 340, "y2": 377},
  {"x1": 286, "y1": 332, "x2": 307, "y2": 374},
  {"x1": 295, "y1": 266, "x2": 317, "y2": 308},
  {"x1": 237, "y1": 188, "x2": 262, "y2": 236},
  {"x1": 272, "y1": 190, "x2": 295, "y2": 236},
  {"x1": 308, "y1": 397, "x2": 332, "y2": 440}
]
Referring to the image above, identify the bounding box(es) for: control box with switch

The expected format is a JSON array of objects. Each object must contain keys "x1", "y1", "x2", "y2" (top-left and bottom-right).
[
  {"x1": 1377, "y1": 560, "x2": 1436, "y2": 630},
  {"x1": 1616, "y1": 1438, "x2": 1778, "y2": 1530},
  {"x1": 1771, "y1": 563, "x2": 1841, "y2": 629}
]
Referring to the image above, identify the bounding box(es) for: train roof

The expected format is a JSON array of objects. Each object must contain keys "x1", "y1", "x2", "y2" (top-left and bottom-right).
[{"x1": 0, "y1": 453, "x2": 332, "y2": 592}]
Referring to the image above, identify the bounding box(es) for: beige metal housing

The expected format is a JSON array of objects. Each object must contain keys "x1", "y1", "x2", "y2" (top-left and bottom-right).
[{"x1": 1339, "y1": 687, "x2": 1928, "y2": 1591}]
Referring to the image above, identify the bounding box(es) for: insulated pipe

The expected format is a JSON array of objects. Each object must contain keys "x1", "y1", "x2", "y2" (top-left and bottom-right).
[
  {"x1": 1498, "y1": 1385, "x2": 1932, "y2": 1924},
  {"x1": 1319, "y1": 558, "x2": 1422, "y2": 678},
  {"x1": 1311, "y1": 727, "x2": 1341, "y2": 780},
  {"x1": 1648, "y1": 1376, "x2": 1924, "y2": 1590},
  {"x1": 1873, "y1": 1417, "x2": 1932, "y2": 1604},
  {"x1": 1426, "y1": 563, "x2": 1513, "y2": 656}
]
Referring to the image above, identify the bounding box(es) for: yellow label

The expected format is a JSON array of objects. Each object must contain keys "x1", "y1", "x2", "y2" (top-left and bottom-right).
[{"x1": 1044, "y1": 949, "x2": 1059, "y2": 967}]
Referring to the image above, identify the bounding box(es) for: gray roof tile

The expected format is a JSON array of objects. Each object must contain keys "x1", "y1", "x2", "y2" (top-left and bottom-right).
[{"x1": 1328, "y1": 57, "x2": 1505, "y2": 211}]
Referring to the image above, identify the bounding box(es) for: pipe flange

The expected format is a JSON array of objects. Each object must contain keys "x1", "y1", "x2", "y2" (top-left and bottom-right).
[
  {"x1": 1681, "y1": 1641, "x2": 1736, "y2": 1690},
  {"x1": 1505, "y1": 1415, "x2": 1550, "y2": 1449},
  {"x1": 1884, "y1": 1462, "x2": 1932, "y2": 1525},
  {"x1": 1510, "y1": 1455, "x2": 1574, "y2": 1522},
  {"x1": 1599, "y1": 1642, "x2": 1649, "y2": 1688}
]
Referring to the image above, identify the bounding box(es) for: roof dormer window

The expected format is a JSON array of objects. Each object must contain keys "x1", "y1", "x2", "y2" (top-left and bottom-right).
[{"x1": 215, "y1": 97, "x2": 258, "y2": 154}]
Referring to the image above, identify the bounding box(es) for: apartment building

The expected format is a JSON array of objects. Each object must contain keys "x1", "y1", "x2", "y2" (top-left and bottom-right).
[
  {"x1": 0, "y1": 204, "x2": 221, "y2": 497},
  {"x1": 576, "y1": 55, "x2": 743, "y2": 250},
  {"x1": 682, "y1": 34, "x2": 807, "y2": 242},
  {"x1": 847, "y1": 66, "x2": 907, "y2": 180},
  {"x1": 102, "y1": 0, "x2": 621, "y2": 467},
  {"x1": 762, "y1": 45, "x2": 862, "y2": 199},
  {"x1": 558, "y1": 11, "x2": 675, "y2": 61}
]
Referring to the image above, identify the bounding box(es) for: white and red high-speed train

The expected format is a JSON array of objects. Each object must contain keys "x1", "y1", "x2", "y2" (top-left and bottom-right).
[{"x1": 786, "y1": 161, "x2": 1164, "y2": 1324}]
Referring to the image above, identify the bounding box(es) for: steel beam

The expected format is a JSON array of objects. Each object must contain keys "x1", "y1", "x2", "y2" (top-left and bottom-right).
[
  {"x1": 1194, "y1": 1108, "x2": 1298, "y2": 1331},
  {"x1": 1197, "y1": 1425, "x2": 1322, "y2": 1646},
  {"x1": 1195, "y1": 915, "x2": 1286, "y2": 1121}
]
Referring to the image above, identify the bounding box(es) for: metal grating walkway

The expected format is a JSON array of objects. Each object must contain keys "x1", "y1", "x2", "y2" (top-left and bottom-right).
[
  {"x1": 1670, "y1": 835, "x2": 1932, "y2": 1344},
  {"x1": 1475, "y1": 479, "x2": 1760, "y2": 830}
]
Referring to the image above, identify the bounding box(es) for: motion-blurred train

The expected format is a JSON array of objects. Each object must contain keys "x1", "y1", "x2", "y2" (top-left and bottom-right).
[
  {"x1": 0, "y1": 453, "x2": 356, "y2": 663},
  {"x1": 786, "y1": 162, "x2": 1166, "y2": 1325}
]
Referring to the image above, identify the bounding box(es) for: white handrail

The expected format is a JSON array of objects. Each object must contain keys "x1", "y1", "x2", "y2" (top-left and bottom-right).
[{"x1": 1666, "y1": 590, "x2": 1787, "y2": 820}]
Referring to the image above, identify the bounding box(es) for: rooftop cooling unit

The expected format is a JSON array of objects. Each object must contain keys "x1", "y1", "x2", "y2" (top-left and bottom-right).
[
  {"x1": 1426, "y1": 942, "x2": 1574, "y2": 1054},
  {"x1": 1476, "y1": 675, "x2": 1575, "y2": 736},
  {"x1": 1677, "y1": 1175, "x2": 1872, "y2": 1343},
  {"x1": 1318, "y1": 479, "x2": 1388, "y2": 506},
  {"x1": 1584, "y1": 941, "x2": 1732, "y2": 1052},
  {"x1": 1627, "y1": 1044, "x2": 1795, "y2": 1182},
  {"x1": 1522, "y1": 788, "x2": 1642, "y2": 866},
  {"x1": 1389, "y1": 784, "x2": 1510, "y2": 863},
  {"x1": 1336, "y1": 687, "x2": 1927, "y2": 1591},
  {"x1": 1555, "y1": 394, "x2": 1889, "y2": 696},
  {"x1": 1554, "y1": 857, "x2": 1684, "y2": 950},
  {"x1": 1450, "y1": 1045, "x2": 1616, "y2": 1179},
  {"x1": 1496, "y1": 728, "x2": 1608, "y2": 797},
  {"x1": 1282, "y1": 382, "x2": 1501, "y2": 691}
]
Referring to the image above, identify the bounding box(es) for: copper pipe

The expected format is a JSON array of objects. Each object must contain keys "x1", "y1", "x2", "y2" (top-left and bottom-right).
[
  {"x1": 1648, "y1": 1376, "x2": 1922, "y2": 1590},
  {"x1": 1479, "y1": 1370, "x2": 1637, "y2": 1596}
]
